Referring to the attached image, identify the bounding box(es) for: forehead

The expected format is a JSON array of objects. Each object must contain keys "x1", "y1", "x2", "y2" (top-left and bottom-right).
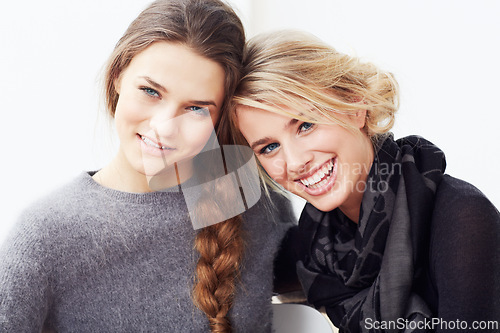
[
  {"x1": 125, "y1": 41, "x2": 226, "y2": 103},
  {"x1": 236, "y1": 105, "x2": 297, "y2": 137},
  {"x1": 236, "y1": 103, "x2": 304, "y2": 119},
  {"x1": 236, "y1": 103, "x2": 318, "y2": 128},
  {"x1": 237, "y1": 105, "x2": 293, "y2": 122}
]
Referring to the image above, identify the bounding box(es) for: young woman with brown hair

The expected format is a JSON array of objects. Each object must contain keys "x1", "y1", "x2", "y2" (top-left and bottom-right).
[{"x1": 0, "y1": 1, "x2": 294, "y2": 332}]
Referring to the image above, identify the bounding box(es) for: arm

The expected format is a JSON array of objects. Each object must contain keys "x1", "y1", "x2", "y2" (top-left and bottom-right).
[
  {"x1": 273, "y1": 225, "x2": 303, "y2": 295},
  {"x1": 430, "y1": 177, "x2": 500, "y2": 330},
  {"x1": 0, "y1": 211, "x2": 52, "y2": 332}
]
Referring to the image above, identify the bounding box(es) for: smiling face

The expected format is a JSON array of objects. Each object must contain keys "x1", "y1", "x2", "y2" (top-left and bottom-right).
[
  {"x1": 111, "y1": 41, "x2": 225, "y2": 191},
  {"x1": 236, "y1": 105, "x2": 374, "y2": 221}
]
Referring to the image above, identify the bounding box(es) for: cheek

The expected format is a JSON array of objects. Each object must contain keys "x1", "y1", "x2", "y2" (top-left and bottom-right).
[
  {"x1": 114, "y1": 96, "x2": 147, "y2": 130},
  {"x1": 182, "y1": 120, "x2": 215, "y2": 151},
  {"x1": 258, "y1": 157, "x2": 287, "y2": 184}
]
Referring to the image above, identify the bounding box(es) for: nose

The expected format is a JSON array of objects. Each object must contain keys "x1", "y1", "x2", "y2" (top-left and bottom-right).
[
  {"x1": 149, "y1": 104, "x2": 180, "y2": 139},
  {"x1": 283, "y1": 144, "x2": 313, "y2": 178}
]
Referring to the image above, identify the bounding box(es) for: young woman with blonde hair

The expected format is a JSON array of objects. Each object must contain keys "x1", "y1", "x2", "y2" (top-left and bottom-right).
[
  {"x1": 0, "y1": 2, "x2": 294, "y2": 332},
  {"x1": 230, "y1": 30, "x2": 500, "y2": 332}
]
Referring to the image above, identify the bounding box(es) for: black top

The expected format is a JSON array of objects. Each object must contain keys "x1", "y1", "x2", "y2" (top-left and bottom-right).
[
  {"x1": 275, "y1": 135, "x2": 500, "y2": 332},
  {"x1": 418, "y1": 174, "x2": 500, "y2": 321}
]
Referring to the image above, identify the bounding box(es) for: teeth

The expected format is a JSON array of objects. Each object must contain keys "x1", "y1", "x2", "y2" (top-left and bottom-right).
[
  {"x1": 299, "y1": 159, "x2": 334, "y2": 187},
  {"x1": 141, "y1": 135, "x2": 171, "y2": 150}
]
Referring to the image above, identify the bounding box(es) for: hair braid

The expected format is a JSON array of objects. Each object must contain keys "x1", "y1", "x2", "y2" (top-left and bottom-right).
[{"x1": 193, "y1": 215, "x2": 244, "y2": 332}]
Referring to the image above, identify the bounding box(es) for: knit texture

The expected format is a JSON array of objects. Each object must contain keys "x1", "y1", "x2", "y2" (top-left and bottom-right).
[{"x1": 0, "y1": 172, "x2": 295, "y2": 332}]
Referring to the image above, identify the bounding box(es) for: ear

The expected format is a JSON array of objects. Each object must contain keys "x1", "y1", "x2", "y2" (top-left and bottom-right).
[
  {"x1": 351, "y1": 109, "x2": 367, "y2": 129},
  {"x1": 113, "y1": 76, "x2": 122, "y2": 95}
]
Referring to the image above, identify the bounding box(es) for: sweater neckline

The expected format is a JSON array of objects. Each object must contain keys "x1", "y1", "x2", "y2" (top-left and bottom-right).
[{"x1": 81, "y1": 171, "x2": 185, "y2": 205}]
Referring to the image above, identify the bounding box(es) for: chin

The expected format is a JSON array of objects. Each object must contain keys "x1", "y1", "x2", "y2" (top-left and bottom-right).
[
  {"x1": 137, "y1": 160, "x2": 176, "y2": 177},
  {"x1": 307, "y1": 200, "x2": 338, "y2": 212},
  {"x1": 295, "y1": 190, "x2": 345, "y2": 212}
]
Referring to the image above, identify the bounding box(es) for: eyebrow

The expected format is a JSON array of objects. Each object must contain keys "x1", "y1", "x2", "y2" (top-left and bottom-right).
[
  {"x1": 250, "y1": 118, "x2": 299, "y2": 150},
  {"x1": 250, "y1": 137, "x2": 273, "y2": 150},
  {"x1": 140, "y1": 76, "x2": 166, "y2": 93},
  {"x1": 285, "y1": 118, "x2": 299, "y2": 130},
  {"x1": 189, "y1": 99, "x2": 217, "y2": 107},
  {"x1": 139, "y1": 76, "x2": 217, "y2": 107}
]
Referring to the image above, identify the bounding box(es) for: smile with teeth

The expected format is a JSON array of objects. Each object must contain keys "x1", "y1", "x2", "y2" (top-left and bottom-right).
[
  {"x1": 299, "y1": 158, "x2": 336, "y2": 189},
  {"x1": 140, "y1": 135, "x2": 174, "y2": 150}
]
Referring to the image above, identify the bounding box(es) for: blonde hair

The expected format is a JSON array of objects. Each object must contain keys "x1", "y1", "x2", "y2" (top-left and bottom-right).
[
  {"x1": 103, "y1": 1, "x2": 245, "y2": 331},
  {"x1": 229, "y1": 30, "x2": 399, "y2": 190},
  {"x1": 232, "y1": 30, "x2": 399, "y2": 138}
]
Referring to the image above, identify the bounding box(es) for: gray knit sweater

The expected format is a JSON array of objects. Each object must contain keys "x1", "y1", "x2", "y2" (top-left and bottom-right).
[{"x1": 0, "y1": 172, "x2": 295, "y2": 332}]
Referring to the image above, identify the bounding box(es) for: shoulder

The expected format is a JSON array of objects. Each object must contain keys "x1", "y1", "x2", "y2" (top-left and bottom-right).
[
  {"x1": 242, "y1": 188, "x2": 297, "y2": 248},
  {"x1": 430, "y1": 175, "x2": 500, "y2": 256},
  {"x1": 18, "y1": 172, "x2": 97, "y2": 223},
  {"x1": 244, "y1": 188, "x2": 297, "y2": 227},
  {"x1": 0, "y1": 173, "x2": 100, "y2": 327},
  {"x1": 428, "y1": 176, "x2": 500, "y2": 315},
  {"x1": 0, "y1": 174, "x2": 86, "y2": 274},
  {"x1": 434, "y1": 175, "x2": 499, "y2": 224},
  {"x1": 2, "y1": 172, "x2": 102, "y2": 251},
  {"x1": 395, "y1": 135, "x2": 444, "y2": 155}
]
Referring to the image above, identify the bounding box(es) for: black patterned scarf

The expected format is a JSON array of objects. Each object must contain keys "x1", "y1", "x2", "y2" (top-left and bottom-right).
[{"x1": 296, "y1": 135, "x2": 446, "y2": 332}]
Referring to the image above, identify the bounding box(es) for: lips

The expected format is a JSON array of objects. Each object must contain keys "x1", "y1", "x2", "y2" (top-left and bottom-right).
[{"x1": 295, "y1": 157, "x2": 337, "y2": 195}]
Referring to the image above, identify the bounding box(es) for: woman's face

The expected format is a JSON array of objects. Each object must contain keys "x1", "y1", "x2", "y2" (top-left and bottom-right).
[
  {"x1": 236, "y1": 105, "x2": 374, "y2": 218},
  {"x1": 113, "y1": 41, "x2": 225, "y2": 188}
]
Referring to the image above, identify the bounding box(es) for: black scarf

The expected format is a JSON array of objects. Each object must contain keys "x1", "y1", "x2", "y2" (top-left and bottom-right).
[{"x1": 296, "y1": 135, "x2": 446, "y2": 332}]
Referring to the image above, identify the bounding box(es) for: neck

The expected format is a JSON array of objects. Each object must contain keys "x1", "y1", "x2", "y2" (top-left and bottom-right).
[
  {"x1": 93, "y1": 153, "x2": 194, "y2": 193},
  {"x1": 339, "y1": 195, "x2": 363, "y2": 223},
  {"x1": 339, "y1": 134, "x2": 375, "y2": 223}
]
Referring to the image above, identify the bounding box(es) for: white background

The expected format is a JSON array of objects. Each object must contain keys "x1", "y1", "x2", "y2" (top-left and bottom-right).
[{"x1": 1, "y1": 0, "x2": 499, "y2": 244}]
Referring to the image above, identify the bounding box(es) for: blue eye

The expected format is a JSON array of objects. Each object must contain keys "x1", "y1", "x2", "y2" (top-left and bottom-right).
[
  {"x1": 299, "y1": 122, "x2": 314, "y2": 132},
  {"x1": 188, "y1": 106, "x2": 210, "y2": 116},
  {"x1": 140, "y1": 87, "x2": 160, "y2": 98},
  {"x1": 260, "y1": 142, "x2": 280, "y2": 155}
]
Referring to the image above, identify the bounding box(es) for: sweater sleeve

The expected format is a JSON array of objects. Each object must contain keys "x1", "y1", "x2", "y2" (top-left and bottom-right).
[
  {"x1": 429, "y1": 175, "x2": 500, "y2": 331},
  {"x1": 0, "y1": 208, "x2": 52, "y2": 332}
]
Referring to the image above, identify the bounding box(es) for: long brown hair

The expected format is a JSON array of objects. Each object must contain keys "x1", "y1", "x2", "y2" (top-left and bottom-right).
[{"x1": 103, "y1": 1, "x2": 245, "y2": 331}]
